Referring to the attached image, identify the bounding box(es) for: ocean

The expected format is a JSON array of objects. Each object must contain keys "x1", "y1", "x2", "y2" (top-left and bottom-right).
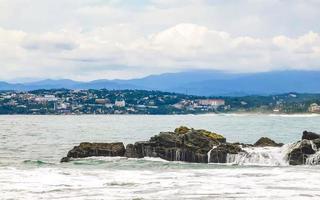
[{"x1": 1, "y1": 114, "x2": 320, "y2": 199}]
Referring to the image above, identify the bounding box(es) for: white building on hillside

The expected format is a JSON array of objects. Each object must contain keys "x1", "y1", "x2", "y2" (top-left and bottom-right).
[
  {"x1": 309, "y1": 103, "x2": 320, "y2": 113},
  {"x1": 115, "y1": 99, "x2": 126, "y2": 107},
  {"x1": 198, "y1": 99, "x2": 225, "y2": 107}
]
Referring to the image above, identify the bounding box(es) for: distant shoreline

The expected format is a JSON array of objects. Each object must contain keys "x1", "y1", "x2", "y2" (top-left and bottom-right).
[
  {"x1": 0, "y1": 112, "x2": 319, "y2": 116},
  {"x1": 1, "y1": 89, "x2": 320, "y2": 115}
]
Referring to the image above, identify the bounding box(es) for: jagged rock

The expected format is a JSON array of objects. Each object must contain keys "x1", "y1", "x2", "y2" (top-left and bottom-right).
[
  {"x1": 254, "y1": 137, "x2": 283, "y2": 147},
  {"x1": 61, "y1": 127, "x2": 226, "y2": 163},
  {"x1": 208, "y1": 144, "x2": 244, "y2": 163},
  {"x1": 302, "y1": 131, "x2": 320, "y2": 140},
  {"x1": 62, "y1": 142, "x2": 125, "y2": 162},
  {"x1": 287, "y1": 139, "x2": 317, "y2": 165},
  {"x1": 64, "y1": 127, "x2": 320, "y2": 165},
  {"x1": 125, "y1": 127, "x2": 226, "y2": 163}
]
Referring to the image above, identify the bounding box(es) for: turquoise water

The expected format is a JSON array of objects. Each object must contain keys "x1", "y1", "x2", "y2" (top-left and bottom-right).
[{"x1": 1, "y1": 114, "x2": 320, "y2": 199}]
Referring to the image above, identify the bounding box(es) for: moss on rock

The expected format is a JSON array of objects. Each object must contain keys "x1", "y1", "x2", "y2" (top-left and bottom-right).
[
  {"x1": 197, "y1": 129, "x2": 225, "y2": 141},
  {"x1": 174, "y1": 126, "x2": 191, "y2": 134}
]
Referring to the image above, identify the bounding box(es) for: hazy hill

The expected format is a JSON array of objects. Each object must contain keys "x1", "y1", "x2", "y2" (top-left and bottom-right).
[{"x1": 1, "y1": 70, "x2": 320, "y2": 96}]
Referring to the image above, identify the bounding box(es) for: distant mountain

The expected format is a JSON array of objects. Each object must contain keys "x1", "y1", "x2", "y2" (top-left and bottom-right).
[
  {"x1": 1, "y1": 70, "x2": 320, "y2": 96},
  {"x1": 166, "y1": 70, "x2": 320, "y2": 96}
]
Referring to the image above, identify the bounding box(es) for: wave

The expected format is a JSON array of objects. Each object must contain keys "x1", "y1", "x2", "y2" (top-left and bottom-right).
[
  {"x1": 60, "y1": 143, "x2": 320, "y2": 167},
  {"x1": 225, "y1": 146, "x2": 290, "y2": 166},
  {"x1": 216, "y1": 113, "x2": 320, "y2": 118},
  {"x1": 267, "y1": 114, "x2": 320, "y2": 118}
]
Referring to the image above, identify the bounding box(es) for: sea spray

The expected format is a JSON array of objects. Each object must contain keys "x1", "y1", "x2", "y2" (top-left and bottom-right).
[
  {"x1": 310, "y1": 140, "x2": 318, "y2": 152},
  {"x1": 226, "y1": 146, "x2": 290, "y2": 166},
  {"x1": 306, "y1": 141, "x2": 320, "y2": 165},
  {"x1": 306, "y1": 151, "x2": 320, "y2": 165},
  {"x1": 207, "y1": 146, "x2": 217, "y2": 163}
]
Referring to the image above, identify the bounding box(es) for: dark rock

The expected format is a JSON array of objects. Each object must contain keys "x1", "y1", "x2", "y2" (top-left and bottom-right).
[
  {"x1": 287, "y1": 139, "x2": 317, "y2": 165},
  {"x1": 288, "y1": 148, "x2": 305, "y2": 165},
  {"x1": 61, "y1": 127, "x2": 226, "y2": 163},
  {"x1": 64, "y1": 142, "x2": 125, "y2": 161},
  {"x1": 254, "y1": 137, "x2": 283, "y2": 147},
  {"x1": 125, "y1": 127, "x2": 226, "y2": 163},
  {"x1": 208, "y1": 143, "x2": 243, "y2": 163},
  {"x1": 125, "y1": 142, "x2": 157, "y2": 158},
  {"x1": 286, "y1": 131, "x2": 320, "y2": 165},
  {"x1": 124, "y1": 144, "x2": 142, "y2": 158},
  {"x1": 302, "y1": 131, "x2": 320, "y2": 140},
  {"x1": 60, "y1": 157, "x2": 70, "y2": 162}
]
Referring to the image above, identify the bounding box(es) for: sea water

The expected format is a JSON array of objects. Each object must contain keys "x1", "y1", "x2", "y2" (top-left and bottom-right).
[{"x1": 1, "y1": 114, "x2": 320, "y2": 199}]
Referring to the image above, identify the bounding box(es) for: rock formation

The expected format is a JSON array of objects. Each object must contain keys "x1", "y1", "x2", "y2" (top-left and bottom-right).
[
  {"x1": 61, "y1": 142, "x2": 125, "y2": 162},
  {"x1": 61, "y1": 126, "x2": 227, "y2": 163},
  {"x1": 61, "y1": 127, "x2": 320, "y2": 166},
  {"x1": 288, "y1": 131, "x2": 320, "y2": 165},
  {"x1": 124, "y1": 127, "x2": 226, "y2": 163}
]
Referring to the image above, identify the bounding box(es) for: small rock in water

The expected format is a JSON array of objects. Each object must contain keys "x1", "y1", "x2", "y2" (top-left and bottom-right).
[
  {"x1": 60, "y1": 157, "x2": 70, "y2": 162},
  {"x1": 254, "y1": 137, "x2": 283, "y2": 147}
]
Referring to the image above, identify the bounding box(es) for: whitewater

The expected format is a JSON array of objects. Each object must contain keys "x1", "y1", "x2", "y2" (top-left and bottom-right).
[{"x1": 1, "y1": 114, "x2": 320, "y2": 199}]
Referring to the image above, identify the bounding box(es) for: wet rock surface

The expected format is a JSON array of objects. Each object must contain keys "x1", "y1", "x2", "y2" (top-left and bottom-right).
[
  {"x1": 287, "y1": 133, "x2": 320, "y2": 165},
  {"x1": 125, "y1": 127, "x2": 225, "y2": 163},
  {"x1": 62, "y1": 126, "x2": 226, "y2": 163},
  {"x1": 208, "y1": 143, "x2": 244, "y2": 163},
  {"x1": 61, "y1": 142, "x2": 125, "y2": 162}
]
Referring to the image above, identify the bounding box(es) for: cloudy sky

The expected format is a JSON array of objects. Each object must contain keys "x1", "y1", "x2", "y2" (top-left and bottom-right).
[{"x1": 0, "y1": 0, "x2": 320, "y2": 81}]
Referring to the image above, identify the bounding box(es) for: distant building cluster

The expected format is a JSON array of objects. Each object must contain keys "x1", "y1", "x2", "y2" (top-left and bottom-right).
[
  {"x1": 0, "y1": 90, "x2": 319, "y2": 114},
  {"x1": 198, "y1": 99, "x2": 225, "y2": 107},
  {"x1": 0, "y1": 89, "x2": 226, "y2": 115},
  {"x1": 309, "y1": 103, "x2": 320, "y2": 113}
]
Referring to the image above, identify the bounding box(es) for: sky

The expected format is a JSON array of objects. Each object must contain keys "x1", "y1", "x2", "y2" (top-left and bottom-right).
[{"x1": 0, "y1": 0, "x2": 320, "y2": 81}]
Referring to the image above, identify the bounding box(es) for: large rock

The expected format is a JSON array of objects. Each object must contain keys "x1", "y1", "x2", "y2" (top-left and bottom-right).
[
  {"x1": 61, "y1": 127, "x2": 226, "y2": 163},
  {"x1": 302, "y1": 131, "x2": 320, "y2": 140},
  {"x1": 254, "y1": 137, "x2": 283, "y2": 147},
  {"x1": 287, "y1": 139, "x2": 317, "y2": 165},
  {"x1": 125, "y1": 126, "x2": 226, "y2": 163},
  {"x1": 208, "y1": 143, "x2": 243, "y2": 163},
  {"x1": 61, "y1": 142, "x2": 125, "y2": 162}
]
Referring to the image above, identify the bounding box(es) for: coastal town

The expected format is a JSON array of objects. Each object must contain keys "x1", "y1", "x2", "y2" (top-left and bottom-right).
[
  {"x1": 0, "y1": 89, "x2": 226, "y2": 114},
  {"x1": 0, "y1": 89, "x2": 319, "y2": 114}
]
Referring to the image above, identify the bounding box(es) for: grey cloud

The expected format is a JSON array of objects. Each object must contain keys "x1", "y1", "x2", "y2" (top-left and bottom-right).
[{"x1": 21, "y1": 39, "x2": 78, "y2": 52}]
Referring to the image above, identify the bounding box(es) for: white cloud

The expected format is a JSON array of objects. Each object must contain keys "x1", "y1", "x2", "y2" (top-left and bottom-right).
[{"x1": 0, "y1": 0, "x2": 319, "y2": 81}]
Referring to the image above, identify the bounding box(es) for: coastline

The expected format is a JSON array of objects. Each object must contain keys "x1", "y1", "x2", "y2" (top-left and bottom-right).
[{"x1": 0, "y1": 112, "x2": 319, "y2": 116}]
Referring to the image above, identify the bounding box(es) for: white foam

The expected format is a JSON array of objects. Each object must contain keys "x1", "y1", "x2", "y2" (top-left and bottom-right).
[
  {"x1": 207, "y1": 146, "x2": 217, "y2": 163},
  {"x1": 226, "y1": 146, "x2": 290, "y2": 166},
  {"x1": 2, "y1": 165, "x2": 320, "y2": 199}
]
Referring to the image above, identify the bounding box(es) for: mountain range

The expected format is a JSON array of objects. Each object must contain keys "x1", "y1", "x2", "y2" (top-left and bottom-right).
[{"x1": 1, "y1": 70, "x2": 320, "y2": 96}]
